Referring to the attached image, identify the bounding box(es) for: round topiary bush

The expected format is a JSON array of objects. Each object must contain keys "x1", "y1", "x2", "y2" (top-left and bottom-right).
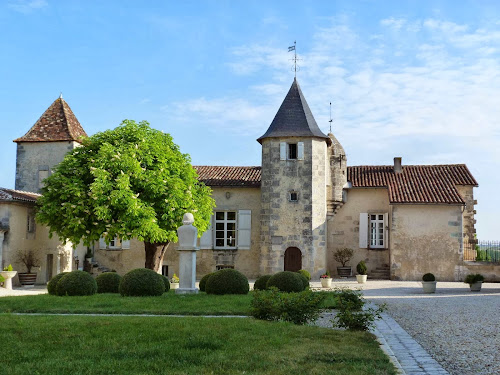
[
  {"x1": 95, "y1": 272, "x2": 122, "y2": 294},
  {"x1": 254, "y1": 274, "x2": 272, "y2": 290},
  {"x1": 199, "y1": 272, "x2": 216, "y2": 292},
  {"x1": 422, "y1": 273, "x2": 436, "y2": 282},
  {"x1": 298, "y1": 269, "x2": 311, "y2": 281},
  {"x1": 297, "y1": 273, "x2": 309, "y2": 290},
  {"x1": 205, "y1": 269, "x2": 249, "y2": 295},
  {"x1": 56, "y1": 271, "x2": 97, "y2": 296},
  {"x1": 266, "y1": 271, "x2": 304, "y2": 293},
  {"x1": 119, "y1": 268, "x2": 165, "y2": 297},
  {"x1": 47, "y1": 272, "x2": 69, "y2": 295},
  {"x1": 162, "y1": 275, "x2": 171, "y2": 293}
]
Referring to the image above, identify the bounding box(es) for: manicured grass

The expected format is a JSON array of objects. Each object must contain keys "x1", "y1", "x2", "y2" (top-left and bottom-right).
[
  {"x1": 0, "y1": 290, "x2": 337, "y2": 315},
  {"x1": 0, "y1": 315, "x2": 396, "y2": 375}
]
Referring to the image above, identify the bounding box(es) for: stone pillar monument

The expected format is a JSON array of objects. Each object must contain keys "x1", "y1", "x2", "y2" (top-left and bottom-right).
[{"x1": 176, "y1": 213, "x2": 199, "y2": 294}]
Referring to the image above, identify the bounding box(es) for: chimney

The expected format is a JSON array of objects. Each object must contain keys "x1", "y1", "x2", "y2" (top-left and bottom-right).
[{"x1": 394, "y1": 157, "x2": 402, "y2": 173}]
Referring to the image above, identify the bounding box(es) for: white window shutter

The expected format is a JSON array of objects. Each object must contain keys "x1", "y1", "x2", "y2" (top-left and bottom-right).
[
  {"x1": 297, "y1": 142, "x2": 304, "y2": 160},
  {"x1": 121, "y1": 239, "x2": 131, "y2": 249},
  {"x1": 237, "y1": 210, "x2": 251, "y2": 249},
  {"x1": 359, "y1": 213, "x2": 368, "y2": 249},
  {"x1": 199, "y1": 215, "x2": 213, "y2": 249},
  {"x1": 99, "y1": 237, "x2": 106, "y2": 249},
  {"x1": 280, "y1": 142, "x2": 286, "y2": 160},
  {"x1": 384, "y1": 212, "x2": 389, "y2": 249}
]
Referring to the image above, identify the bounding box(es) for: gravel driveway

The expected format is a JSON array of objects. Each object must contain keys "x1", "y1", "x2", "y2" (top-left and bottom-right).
[{"x1": 326, "y1": 280, "x2": 500, "y2": 375}]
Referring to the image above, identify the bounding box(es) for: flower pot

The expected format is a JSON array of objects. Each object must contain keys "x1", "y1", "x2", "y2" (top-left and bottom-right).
[
  {"x1": 337, "y1": 266, "x2": 352, "y2": 278},
  {"x1": 320, "y1": 278, "x2": 332, "y2": 288},
  {"x1": 0, "y1": 271, "x2": 17, "y2": 290},
  {"x1": 171, "y1": 282, "x2": 179, "y2": 290},
  {"x1": 422, "y1": 281, "x2": 437, "y2": 293},
  {"x1": 469, "y1": 281, "x2": 482, "y2": 292},
  {"x1": 18, "y1": 272, "x2": 37, "y2": 287},
  {"x1": 356, "y1": 274, "x2": 367, "y2": 284}
]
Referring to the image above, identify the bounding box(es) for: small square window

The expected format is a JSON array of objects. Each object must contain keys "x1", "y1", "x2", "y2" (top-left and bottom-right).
[
  {"x1": 289, "y1": 191, "x2": 299, "y2": 202},
  {"x1": 288, "y1": 144, "x2": 297, "y2": 160}
]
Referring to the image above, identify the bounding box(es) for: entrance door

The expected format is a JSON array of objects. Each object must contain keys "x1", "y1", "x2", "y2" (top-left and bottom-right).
[
  {"x1": 46, "y1": 254, "x2": 53, "y2": 282},
  {"x1": 284, "y1": 247, "x2": 302, "y2": 272}
]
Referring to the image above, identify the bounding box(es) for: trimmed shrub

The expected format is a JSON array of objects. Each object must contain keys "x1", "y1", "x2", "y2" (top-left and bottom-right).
[
  {"x1": 422, "y1": 273, "x2": 435, "y2": 282},
  {"x1": 162, "y1": 275, "x2": 171, "y2": 293},
  {"x1": 266, "y1": 271, "x2": 304, "y2": 293},
  {"x1": 47, "y1": 272, "x2": 69, "y2": 295},
  {"x1": 356, "y1": 261, "x2": 367, "y2": 275},
  {"x1": 199, "y1": 272, "x2": 216, "y2": 292},
  {"x1": 56, "y1": 271, "x2": 97, "y2": 296},
  {"x1": 298, "y1": 273, "x2": 309, "y2": 290},
  {"x1": 119, "y1": 268, "x2": 165, "y2": 297},
  {"x1": 251, "y1": 288, "x2": 326, "y2": 325},
  {"x1": 464, "y1": 273, "x2": 484, "y2": 285},
  {"x1": 254, "y1": 274, "x2": 272, "y2": 291},
  {"x1": 96, "y1": 272, "x2": 122, "y2": 294},
  {"x1": 205, "y1": 269, "x2": 249, "y2": 295},
  {"x1": 297, "y1": 269, "x2": 311, "y2": 281}
]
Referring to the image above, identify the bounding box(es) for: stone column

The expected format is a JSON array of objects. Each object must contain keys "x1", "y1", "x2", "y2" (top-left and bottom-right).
[{"x1": 176, "y1": 213, "x2": 199, "y2": 294}]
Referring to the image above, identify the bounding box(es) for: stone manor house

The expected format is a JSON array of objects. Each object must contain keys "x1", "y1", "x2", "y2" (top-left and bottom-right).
[{"x1": 0, "y1": 79, "x2": 483, "y2": 284}]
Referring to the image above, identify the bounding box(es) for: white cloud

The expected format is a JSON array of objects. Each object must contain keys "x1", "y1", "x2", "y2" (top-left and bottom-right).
[
  {"x1": 8, "y1": 0, "x2": 47, "y2": 13},
  {"x1": 381, "y1": 17, "x2": 407, "y2": 30}
]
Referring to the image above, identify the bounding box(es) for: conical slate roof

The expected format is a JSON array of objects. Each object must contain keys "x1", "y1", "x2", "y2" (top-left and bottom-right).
[
  {"x1": 14, "y1": 96, "x2": 87, "y2": 143},
  {"x1": 257, "y1": 78, "x2": 330, "y2": 144}
]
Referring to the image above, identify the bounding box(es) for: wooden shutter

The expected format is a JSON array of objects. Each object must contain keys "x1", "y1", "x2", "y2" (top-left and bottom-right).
[
  {"x1": 199, "y1": 215, "x2": 213, "y2": 249},
  {"x1": 384, "y1": 212, "x2": 389, "y2": 249},
  {"x1": 237, "y1": 210, "x2": 251, "y2": 249},
  {"x1": 121, "y1": 239, "x2": 131, "y2": 249},
  {"x1": 280, "y1": 142, "x2": 286, "y2": 160},
  {"x1": 297, "y1": 142, "x2": 304, "y2": 160},
  {"x1": 99, "y1": 237, "x2": 106, "y2": 249},
  {"x1": 359, "y1": 213, "x2": 368, "y2": 249}
]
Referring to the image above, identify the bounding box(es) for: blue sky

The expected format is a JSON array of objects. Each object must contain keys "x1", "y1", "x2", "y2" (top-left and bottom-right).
[{"x1": 1, "y1": 0, "x2": 499, "y2": 239}]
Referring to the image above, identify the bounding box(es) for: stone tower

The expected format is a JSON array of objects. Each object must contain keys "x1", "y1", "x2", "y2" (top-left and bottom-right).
[
  {"x1": 14, "y1": 96, "x2": 87, "y2": 193},
  {"x1": 257, "y1": 78, "x2": 331, "y2": 278}
]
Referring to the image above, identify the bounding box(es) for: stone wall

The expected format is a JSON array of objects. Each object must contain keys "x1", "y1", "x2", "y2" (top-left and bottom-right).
[
  {"x1": 456, "y1": 185, "x2": 477, "y2": 243},
  {"x1": 15, "y1": 141, "x2": 80, "y2": 193}
]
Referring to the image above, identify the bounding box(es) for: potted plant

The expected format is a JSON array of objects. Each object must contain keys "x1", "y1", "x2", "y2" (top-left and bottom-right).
[
  {"x1": 356, "y1": 261, "x2": 368, "y2": 284},
  {"x1": 464, "y1": 273, "x2": 484, "y2": 292},
  {"x1": 0, "y1": 264, "x2": 17, "y2": 290},
  {"x1": 171, "y1": 273, "x2": 180, "y2": 289},
  {"x1": 320, "y1": 271, "x2": 332, "y2": 288},
  {"x1": 422, "y1": 273, "x2": 437, "y2": 293},
  {"x1": 84, "y1": 248, "x2": 93, "y2": 261},
  {"x1": 333, "y1": 248, "x2": 353, "y2": 277},
  {"x1": 16, "y1": 250, "x2": 40, "y2": 287}
]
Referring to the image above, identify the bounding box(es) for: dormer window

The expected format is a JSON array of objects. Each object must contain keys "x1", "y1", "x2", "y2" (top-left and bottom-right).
[
  {"x1": 288, "y1": 144, "x2": 297, "y2": 159},
  {"x1": 280, "y1": 142, "x2": 304, "y2": 161}
]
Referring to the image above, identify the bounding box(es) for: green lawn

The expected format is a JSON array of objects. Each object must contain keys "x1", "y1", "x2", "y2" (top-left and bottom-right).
[
  {"x1": 1, "y1": 315, "x2": 396, "y2": 375},
  {"x1": 0, "y1": 290, "x2": 337, "y2": 315}
]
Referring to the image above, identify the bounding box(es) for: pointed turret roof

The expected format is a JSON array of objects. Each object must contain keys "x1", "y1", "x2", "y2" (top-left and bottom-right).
[
  {"x1": 257, "y1": 78, "x2": 330, "y2": 144},
  {"x1": 14, "y1": 96, "x2": 87, "y2": 143}
]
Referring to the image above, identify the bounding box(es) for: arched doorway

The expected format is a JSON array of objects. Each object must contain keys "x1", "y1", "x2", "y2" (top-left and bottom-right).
[{"x1": 284, "y1": 247, "x2": 302, "y2": 272}]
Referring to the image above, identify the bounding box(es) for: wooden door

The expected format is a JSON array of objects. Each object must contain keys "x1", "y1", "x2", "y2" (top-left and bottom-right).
[
  {"x1": 284, "y1": 247, "x2": 302, "y2": 272},
  {"x1": 46, "y1": 254, "x2": 53, "y2": 282}
]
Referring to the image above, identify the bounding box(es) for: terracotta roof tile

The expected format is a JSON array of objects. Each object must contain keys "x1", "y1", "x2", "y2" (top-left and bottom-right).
[
  {"x1": 14, "y1": 97, "x2": 87, "y2": 143},
  {"x1": 194, "y1": 166, "x2": 261, "y2": 187},
  {"x1": 0, "y1": 188, "x2": 40, "y2": 203},
  {"x1": 348, "y1": 164, "x2": 477, "y2": 204}
]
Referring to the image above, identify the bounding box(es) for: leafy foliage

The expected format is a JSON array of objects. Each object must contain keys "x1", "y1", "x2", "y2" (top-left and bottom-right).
[
  {"x1": 331, "y1": 288, "x2": 385, "y2": 331},
  {"x1": 253, "y1": 274, "x2": 272, "y2": 291},
  {"x1": 333, "y1": 248, "x2": 353, "y2": 267},
  {"x1": 297, "y1": 269, "x2": 311, "y2": 281},
  {"x1": 56, "y1": 271, "x2": 97, "y2": 296},
  {"x1": 3, "y1": 264, "x2": 13, "y2": 271},
  {"x1": 0, "y1": 274, "x2": 4, "y2": 283},
  {"x1": 119, "y1": 268, "x2": 165, "y2": 297},
  {"x1": 205, "y1": 269, "x2": 249, "y2": 295},
  {"x1": 297, "y1": 273, "x2": 309, "y2": 290},
  {"x1": 266, "y1": 271, "x2": 304, "y2": 293},
  {"x1": 199, "y1": 272, "x2": 215, "y2": 292},
  {"x1": 96, "y1": 272, "x2": 122, "y2": 294},
  {"x1": 47, "y1": 272, "x2": 69, "y2": 295},
  {"x1": 464, "y1": 273, "x2": 484, "y2": 285},
  {"x1": 36, "y1": 120, "x2": 215, "y2": 250},
  {"x1": 356, "y1": 261, "x2": 367, "y2": 275},
  {"x1": 422, "y1": 273, "x2": 435, "y2": 282},
  {"x1": 162, "y1": 275, "x2": 171, "y2": 292},
  {"x1": 251, "y1": 288, "x2": 326, "y2": 325}
]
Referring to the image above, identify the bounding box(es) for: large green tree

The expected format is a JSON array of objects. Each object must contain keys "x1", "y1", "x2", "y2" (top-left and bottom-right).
[{"x1": 36, "y1": 120, "x2": 215, "y2": 271}]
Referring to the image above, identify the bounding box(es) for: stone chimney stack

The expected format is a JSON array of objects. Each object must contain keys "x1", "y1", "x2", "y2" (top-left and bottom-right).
[{"x1": 394, "y1": 157, "x2": 402, "y2": 173}]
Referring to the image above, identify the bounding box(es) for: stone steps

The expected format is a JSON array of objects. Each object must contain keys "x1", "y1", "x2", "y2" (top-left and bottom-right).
[{"x1": 370, "y1": 265, "x2": 390, "y2": 280}]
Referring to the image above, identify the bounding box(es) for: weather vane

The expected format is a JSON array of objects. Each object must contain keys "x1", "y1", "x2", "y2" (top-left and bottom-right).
[
  {"x1": 329, "y1": 102, "x2": 333, "y2": 133},
  {"x1": 288, "y1": 41, "x2": 301, "y2": 77}
]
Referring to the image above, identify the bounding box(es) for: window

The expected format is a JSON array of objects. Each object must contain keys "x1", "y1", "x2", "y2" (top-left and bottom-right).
[
  {"x1": 27, "y1": 213, "x2": 35, "y2": 233},
  {"x1": 289, "y1": 191, "x2": 299, "y2": 202},
  {"x1": 288, "y1": 143, "x2": 297, "y2": 159},
  {"x1": 215, "y1": 211, "x2": 237, "y2": 249},
  {"x1": 280, "y1": 142, "x2": 304, "y2": 160},
  {"x1": 161, "y1": 265, "x2": 169, "y2": 277},
  {"x1": 99, "y1": 237, "x2": 131, "y2": 250},
  {"x1": 359, "y1": 213, "x2": 388, "y2": 249},
  {"x1": 369, "y1": 214, "x2": 385, "y2": 248}
]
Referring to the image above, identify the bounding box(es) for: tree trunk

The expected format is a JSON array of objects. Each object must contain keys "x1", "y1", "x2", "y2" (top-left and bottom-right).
[{"x1": 144, "y1": 241, "x2": 169, "y2": 272}]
